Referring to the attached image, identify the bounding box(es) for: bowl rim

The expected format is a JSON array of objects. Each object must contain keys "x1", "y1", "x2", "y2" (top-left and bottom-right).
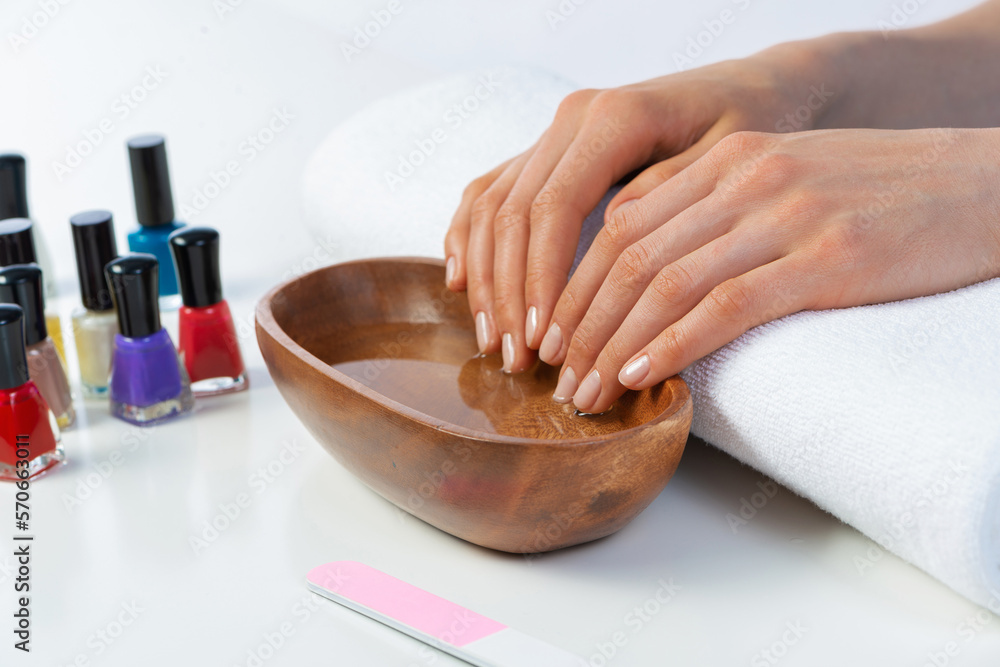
[{"x1": 255, "y1": 256, "x2": 691, "y2": 447}]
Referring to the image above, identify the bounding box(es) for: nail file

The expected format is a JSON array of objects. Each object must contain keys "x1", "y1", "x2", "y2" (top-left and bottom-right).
[{"x1": 306, "y1": 561, "x2": 587, "y2": 667}]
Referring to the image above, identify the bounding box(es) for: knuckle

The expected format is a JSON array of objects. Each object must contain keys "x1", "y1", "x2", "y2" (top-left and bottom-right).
[
  {"x1": 814, "y1": 224, "x2": 866, "y2": 273},
  {"x1": 557, "y1": 88, "x2": 599, "y2": 117},
  {"x1": 704, "y1": 279, "x2": 755, "y2": 324},
  {"x1": 601, "y1": 203, "x2": 644, "y2": 250},
  {"x1": 492, "y1": 204, "x2": 529, "y2": 239},
  {"x1": 470, "y1": 192, "x2": 502, "y2": 226},
  {"x1": 610, "y1": 243, "x2": 655, "y2": 293},
  {"x1": 654, "y1": 327, "x2": 685, "y2": 367},
  {"x1": 650, "y1": 264, "x2": 696, "y2": 309},
  {"x1": 568, "y1": 321, "x2": 602, "y2": 361},
  {"x1": 530, "y1": 186, "x2": 564, "y2": 223}
]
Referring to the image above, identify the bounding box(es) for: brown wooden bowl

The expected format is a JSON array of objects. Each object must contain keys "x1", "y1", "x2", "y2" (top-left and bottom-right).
[{"x1": 256, "y1": 257, "x2": 692, "y2": 553}]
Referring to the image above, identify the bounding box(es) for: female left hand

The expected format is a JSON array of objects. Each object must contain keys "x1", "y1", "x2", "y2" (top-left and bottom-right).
[{"x1": 541, "y1": 128, "x2": 1000, "y2": 414}]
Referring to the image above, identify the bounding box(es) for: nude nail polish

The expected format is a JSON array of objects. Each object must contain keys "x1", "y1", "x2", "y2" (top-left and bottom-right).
[
  {"x1": 70, "y1": 210, "x2": 120, "y2": 399},
  {"x1": 619, "y1": 355, "x2": 650, "y2": 387},
  {"x1": 502, "y1": 332, "x2": 514, "y2": 372},
  {"x1": 525, "y1": 306, "x2": 539, "y2": 348},
  {"x1": 573, "y1": 369, "x2": 602, "y2": 412},
  {"x1": 552, "y1": 366, "x2": 578, "y2": 404},
  {"x1": 0, "y1": 265, "x2": 75, "y2": 429},
  {"x1": 538, "y1": 323, "x2": 562, "y2": 365},
  {"x1": 0, "y1": 304, "x2": 63, "y2": 481},
  {"x1": 475, "y1": 311, "x2": 489, "y2": 354},
  {"x1": 445, "y1": 257, "x2": 456, "y2": 286}
]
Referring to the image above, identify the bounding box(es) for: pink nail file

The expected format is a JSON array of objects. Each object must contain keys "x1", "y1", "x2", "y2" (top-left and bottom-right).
[{"x1": 307, "y1": 561, "x2": 586, "y2": 667}]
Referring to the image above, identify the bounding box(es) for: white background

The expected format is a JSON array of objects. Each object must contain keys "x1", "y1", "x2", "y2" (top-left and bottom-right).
[{"x1": 2, "y1": 0, "x2": 998, "y2": 665}]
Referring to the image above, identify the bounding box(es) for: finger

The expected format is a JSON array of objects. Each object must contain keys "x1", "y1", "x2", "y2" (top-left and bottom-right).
[
  {"x1": 569, "y1": 227, "x2": 784, "y2": 413},
  {"x1": 556, "y1": 196, "x2": 739, "y2": 404},
  {"x1": 523, "y1": 100, "x2": 660, "y2": 360},
  {"x1": 466, "y1": 153, "x2": 531, "y2": 354},
  {"x1": 618, "y1": 253, "x2": 817, "y2": 394},
  {"x1": 445, "y1": 155, "x2": 518, "y2": 291},
  {"x1": 538, "y1": 148, "x2": 723, "y2": 367},
  {"x1": 605, "y1": 124, "x2": 730, "y2": 223},
  {"x1": 492, "y1": 95, "x2": 598, "y2": 372}
]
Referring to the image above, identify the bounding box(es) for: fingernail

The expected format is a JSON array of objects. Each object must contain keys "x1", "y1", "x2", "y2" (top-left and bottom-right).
[
  {"x1": 502, "y1": 333, "x2": 515, "y2": 372},
  {"x1": 607, "y1": 198, "x2": 637, "y2": 223},
  {"x1": 552, "y1": 366, "x2": 578, "y2": 404},
  {"x1": 525, "y1": 306, "x2": 539, "y2": 348},
  {"x1": 619, "y1": 355, "x2": 650, "y2": 387},
  {"x1": 475, "y1": 311, "x2": 490, "y2": 354},
  {"x1": 445, "y1": 256, "x2": 456, "y2": 286},
  {"x1": 573, "y1": 369, "x2": 602, "y2": 412},
  {"x1": 538, "y1": 323, "x2": 562, "y2": 364}
]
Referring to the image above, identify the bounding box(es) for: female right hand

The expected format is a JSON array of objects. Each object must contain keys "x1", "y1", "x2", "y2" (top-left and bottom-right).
[{"x1": 443, "y1": 45, "x2": 834, "y2": 374}]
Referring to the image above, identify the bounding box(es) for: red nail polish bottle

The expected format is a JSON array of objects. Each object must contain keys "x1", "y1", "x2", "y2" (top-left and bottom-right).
[
  {"x1": 0, "y1": 304, "x2": 63, "y2": 481},
  {"x1": 169, "y1": 227, "x2": 248, "y2": 397}
]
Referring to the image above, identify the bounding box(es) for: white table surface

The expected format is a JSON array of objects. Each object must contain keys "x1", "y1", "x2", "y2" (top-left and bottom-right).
[{"x1": 3, "y1": 0, "x2": 999, "y2": 664}]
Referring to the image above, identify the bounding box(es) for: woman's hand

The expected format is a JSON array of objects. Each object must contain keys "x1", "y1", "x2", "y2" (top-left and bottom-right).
[
  {"x1": 443, "y1": 47, "x2": 833, "y2": 373},
  {"x1": 547, "y1": 127, "x2": 1000, "y2": 414}
]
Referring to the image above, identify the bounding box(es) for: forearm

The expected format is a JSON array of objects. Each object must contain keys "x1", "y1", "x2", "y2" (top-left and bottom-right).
[{"x1": 762, "y1": 1, "x2": 1000, "y2": 130}]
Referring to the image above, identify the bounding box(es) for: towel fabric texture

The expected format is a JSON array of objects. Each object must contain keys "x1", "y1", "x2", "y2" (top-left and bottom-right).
[{"x1": 301, "y1": 67, "x2": 1000, "y2": 608}]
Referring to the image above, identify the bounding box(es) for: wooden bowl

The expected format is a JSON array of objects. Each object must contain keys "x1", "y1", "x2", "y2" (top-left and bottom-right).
[{"x1": 256, "y1": 257, "x2": 692, "y2": 553}]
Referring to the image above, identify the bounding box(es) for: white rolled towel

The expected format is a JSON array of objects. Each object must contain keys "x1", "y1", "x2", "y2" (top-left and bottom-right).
[{"x1": 301, "y1": 67, "x2": 1000, "y2": 608}]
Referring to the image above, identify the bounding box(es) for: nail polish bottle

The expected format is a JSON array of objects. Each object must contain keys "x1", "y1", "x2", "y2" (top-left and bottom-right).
[
  {"x1": 0, "y1": 265, "x2": 75, "y2": 429},
  {"x1": 70, "y1": 210, "x2": 120, "y2": 398},
  {"x1": 126, "y1": 135, "x2": 185, "y2": 311},
  {"x1": 0, "y1": 218, "x2": 65, "y2": 362},
  {"x1": 105, "y1": 254, "x2": 194, "y2": 425},
  {"x1": 169, "y1": 227, "x2": 248, "y2": 396},
  {"x1": 0, "y1": 304, "x2": 63, "y2": 482},
  {"x1": 0, "y1": 154, "x2": 57, "y2": 299}
]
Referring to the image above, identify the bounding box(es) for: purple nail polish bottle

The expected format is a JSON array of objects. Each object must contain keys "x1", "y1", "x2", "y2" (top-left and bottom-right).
[{"x1": 105, "y1": 254, "x2": 194, "y2": 426}]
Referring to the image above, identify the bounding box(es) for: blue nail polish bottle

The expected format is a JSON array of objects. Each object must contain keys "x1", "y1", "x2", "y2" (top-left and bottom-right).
[{"x1": 126, "y1": 135, "x2": 185, "y2": 311}]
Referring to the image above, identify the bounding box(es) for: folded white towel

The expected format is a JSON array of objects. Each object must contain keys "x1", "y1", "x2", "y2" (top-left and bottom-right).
[{"x1": 301, "y1": 67, "x2": 1000, "y2": 608}]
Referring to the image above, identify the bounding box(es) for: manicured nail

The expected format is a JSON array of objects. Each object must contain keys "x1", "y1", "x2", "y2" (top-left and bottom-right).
[
  {"x1": 445, "y1": 256, "x2": 456, "y2": 286},
  {"x1": 525, "y1": 306, "x2": 539, "y2": 348},
  {"x1": 573, "y1": 369, "x2": 602, "y2": 412},
  {"x1": 538, "y1": 323, "x2": 562, "y2": 364},
  {"x1": 475, "y1": 311, "x2": 490, "y2": 354},
  {"x1": 502, "y1": 333, "x2": 515, "y2": 372},
  {"x1": 619, "y1": 354, "x2": 650, "y2": 387},
  {"x1": 607, "y1": 198, "x2": 637, "y2": 223},
  {"x1": 552, "y1": 367, "x2": 578, "y2": 404}
]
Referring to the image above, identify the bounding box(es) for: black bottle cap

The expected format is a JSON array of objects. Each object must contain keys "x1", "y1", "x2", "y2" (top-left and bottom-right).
[
  {"x1": 105, "y1": 254, "x2": 161, "y2": 339},
  {"x1": 169, "y1": 227, "x2": 223, "y2": 308},
  {"x1": 0, "y1": 304, "x2": 29, "y2": 390},
  {"x1": 0, "y1": 218, "x2": 37, "y2": 266},
  {"x1": 0, "y1": 264, "x2": 46, "y2": 346},
  {"x1": 127, "y1": 134, "x2": 175, "y2": 227},
  {"x1": 0, "y1": 154, "x2": 29, "y2": 220},
  {"x1": 71, "y1": 210, "x2": 119, "y2": 312}
]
